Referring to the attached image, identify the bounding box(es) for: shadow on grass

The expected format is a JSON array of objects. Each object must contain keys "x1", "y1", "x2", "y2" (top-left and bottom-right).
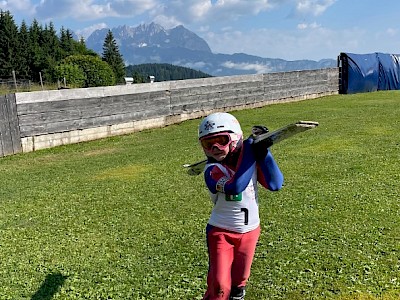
[{"x1": 31, "y1": 273, "x2": 68, "y2": 300}]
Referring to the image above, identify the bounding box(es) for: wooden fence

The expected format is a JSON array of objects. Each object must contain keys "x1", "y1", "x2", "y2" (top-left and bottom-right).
[
  {"x1": 1, "y1": 68, "x2": 339, "y2": 157},
  {"x1": 0, "y1": 94, "x2": 22, "y2": 156}
]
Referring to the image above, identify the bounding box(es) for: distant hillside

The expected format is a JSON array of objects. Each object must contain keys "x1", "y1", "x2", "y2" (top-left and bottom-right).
[{"x1": 126, "y1": 63, "x2": 212, "y2": 82}]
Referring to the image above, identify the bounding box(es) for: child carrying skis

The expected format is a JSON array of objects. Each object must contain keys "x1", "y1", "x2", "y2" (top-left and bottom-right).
[{"x1": 198, "y1": 112, "x2": 284, "y2": 300}]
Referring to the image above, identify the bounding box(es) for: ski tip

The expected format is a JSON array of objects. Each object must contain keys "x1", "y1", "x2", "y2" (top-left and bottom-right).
[
  {"x1": 187, "y1": 169, "x2": 202, "y2": 176},
  {"x1": 183, "y1": 163, "x2": 204, "y2": 176},
  {"x1": 297, "y1": 121, "x2": 319, "y2": 127}
]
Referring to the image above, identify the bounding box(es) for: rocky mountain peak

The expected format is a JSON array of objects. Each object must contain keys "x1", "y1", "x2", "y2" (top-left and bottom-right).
[
  {"x1": 84, "y1": 22, "x2": 336, "y2": 76},
  {"x1": 86, "y1": 22, "x2": 211, "y2": 54},
  {"x1": 136, "y1": 22, "x2": 165, "y2": 35}
]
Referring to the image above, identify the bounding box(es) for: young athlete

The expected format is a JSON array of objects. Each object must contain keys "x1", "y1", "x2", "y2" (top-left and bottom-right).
[{"x1": 198, "y1": 112, "x2": 284, "y2": 300}]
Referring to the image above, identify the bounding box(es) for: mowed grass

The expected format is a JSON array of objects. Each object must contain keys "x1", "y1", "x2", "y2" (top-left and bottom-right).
[{"x1": 0, "y1": 91, "x2": 399, "y2": 299}]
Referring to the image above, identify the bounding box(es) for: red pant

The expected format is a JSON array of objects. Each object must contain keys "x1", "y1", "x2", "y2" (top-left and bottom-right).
[{"x1": 203, "y1": 225, "x2": 261, "y2": 300}]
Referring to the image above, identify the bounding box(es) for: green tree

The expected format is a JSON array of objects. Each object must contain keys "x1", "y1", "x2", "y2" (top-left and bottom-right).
[
  {"x1": 0, "y1": 10, "x2": 20, "y2": 78},
  {"x1": 17, "y1": 21, "x2": 31, "y2": 78},
  {"x1": 40, "y1": 22, "x2": 62, "y2": 82},
  {"x1": 41, "y1": 22, "x2": 61, "y2": 59},
  {"x1": 132, "y1": 71, "x2": 145, "y2": 83},
  {"x1": 0, "y1": 11, "x2": 107, "y2": 84},
  {"x1": 102, "y1": 30, "x2": 126, "y2": 84},
  {"x1": 75, "y1": 37, "x2": 98, "y2": 56},
  {"x1": 56, "y1": 55, "x2": 115, "y2": 87},
  {"x1": 125, "y1": 63, "x2": 212, "y2": 82},
  {"x1": 28, "y1": 19, "x2": 46, "y2": 81},
  {"x1": 59, "y1": 27, "x2": 75, "y2": 57}
]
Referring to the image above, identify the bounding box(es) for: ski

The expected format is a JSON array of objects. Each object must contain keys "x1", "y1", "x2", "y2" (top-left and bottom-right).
[{"x1": 183, "y1": 120, "x2": 319, "y2": 176}]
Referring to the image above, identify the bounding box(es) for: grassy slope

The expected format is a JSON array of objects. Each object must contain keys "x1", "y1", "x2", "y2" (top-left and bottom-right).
[{"x1": 0, "y1": 91, "x2": 399, "y2": 299}]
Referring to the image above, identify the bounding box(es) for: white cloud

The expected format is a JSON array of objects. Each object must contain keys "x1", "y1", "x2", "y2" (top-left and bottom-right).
[
  {"x1": 295, "y1": 0, "x2": 336, "y2": 17},
  {"x1": 386, "y1": 28, "x2": 398, "y2": 37},
  {"x1": 297, "y1": 22, "x2": 320, "y2": 30},
  {"x1": 0, "y1": 0, "x2": 35, "y2": 14},
  {"x1": 221, "y1": 61, "x2": 273, "y2": 74},
  {"x1": 34, "y1": 0, "x2": 160, "y2": 21},
  {"x1": 188, "y1": 0, "x2": 213, "y2": 19},
  {"x1": 152, "y1": 14, "x2": 182, "y2": 29},
  {"x1": 180, "y1": 61, "x2": 210, "y2": 70},
  {"x1": 213, "y1": 0, "x2": 276, "y2": 15},
  {"x1": 198, "y1": 25, "x2": 210, "y2": 32},
  {"x1": 34, "y1": 0, "x2": 103, "y2": 21},
  {"x1": 153, "y1": 0, "x2": 274, "y2": 26},
  {"x1": 75, "y1": 22, "x2": 108, "y2": 39},
  {"x1": 109, "y1": 0, "x2": 158, "y2": 17}
]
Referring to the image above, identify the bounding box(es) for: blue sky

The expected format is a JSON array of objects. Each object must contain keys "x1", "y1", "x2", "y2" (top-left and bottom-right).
[{"x1": 2, "y1": 0, "x2": 400, "y2": 61}]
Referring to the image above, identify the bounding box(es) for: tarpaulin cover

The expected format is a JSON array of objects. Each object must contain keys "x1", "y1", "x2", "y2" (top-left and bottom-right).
[{"x1": 339, "y1": 52, "x2": 400, "y2": 94}]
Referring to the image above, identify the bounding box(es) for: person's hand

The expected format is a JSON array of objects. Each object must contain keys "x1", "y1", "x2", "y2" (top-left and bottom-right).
[
  {"x1": 251, "y1": 125, "x2": 269, "y2": 136},
  {"x1": 251, "y1": 125, "x2": 271, "y2": 161}
]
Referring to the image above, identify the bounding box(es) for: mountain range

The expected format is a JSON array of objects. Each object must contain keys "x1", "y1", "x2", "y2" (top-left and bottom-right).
[{"x1": 85, "y1": 22, "x2": 336, "y2": 77}]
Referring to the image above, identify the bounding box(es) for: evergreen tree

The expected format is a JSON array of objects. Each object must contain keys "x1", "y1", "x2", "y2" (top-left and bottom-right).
[
  {"x1": 126, "y1": 63, "x2": 212, "y2": 82},
  {"x1": 75, "y1": 37, "x2": 97, "y2": 56},
  {"x1": 102, "y1": 30, "x2": 126, "y2": 84},
  {"x1": 0, "y1": 11, "x2": 112, "y2": 84},
  {"x1": 17, "y1": 21, "x2": 31, "y2": 78},
  {"x1": 0, "y1": 10, "x2": 20, "y2": 78},
  {"x1": 132, "y1": 71, "x2": 145, "y2": 83},
  {"x1": 59, "y1": 27, "x2": 75, "y2": 57},
  {"x1": 28, "y1": 19, "x2": 45, "y2": 81},
  {"x1": 41, "y1": 22, "x2": 61, "y2": 60},
  {"x1": 40, "y1": 22, "x2": 62, "y2": 81}
]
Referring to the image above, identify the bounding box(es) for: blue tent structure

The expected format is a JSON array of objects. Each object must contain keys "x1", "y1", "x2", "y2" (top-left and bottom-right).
[{"x1": 338, "y1": 52, "x2": 400, "y2": 94}]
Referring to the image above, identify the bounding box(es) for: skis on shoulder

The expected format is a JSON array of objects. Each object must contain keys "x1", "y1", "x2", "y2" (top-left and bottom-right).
[{"x1": 183, "y1": 121, "x2": 319, "y2": 176}]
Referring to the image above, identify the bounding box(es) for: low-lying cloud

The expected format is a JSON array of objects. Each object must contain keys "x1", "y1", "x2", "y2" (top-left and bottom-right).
[{"x1": 221, "y1": 61, "x2": 273, "y2": 74}]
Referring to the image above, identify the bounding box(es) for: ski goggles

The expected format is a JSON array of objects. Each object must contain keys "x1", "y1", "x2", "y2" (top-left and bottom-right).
[{"x1": 200, "y1": 133, "x2": 232, "y2": 150}]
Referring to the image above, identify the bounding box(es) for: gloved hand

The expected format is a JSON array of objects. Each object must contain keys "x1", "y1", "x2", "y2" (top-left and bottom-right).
[
  {"x1": 251, "y1": 125, "x2": 269, "y2": 136},
  {"x1": 251, "y1": 125, "x2": 271, "y2": 161}
]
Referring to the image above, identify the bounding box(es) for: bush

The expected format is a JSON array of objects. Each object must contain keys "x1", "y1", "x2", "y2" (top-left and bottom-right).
[
  {"x1": 54, "y1": 63, "x2": 86, "y2": 88},
  {"x1": 56, "y1": 55, "x2": 115, "y2": 88}
]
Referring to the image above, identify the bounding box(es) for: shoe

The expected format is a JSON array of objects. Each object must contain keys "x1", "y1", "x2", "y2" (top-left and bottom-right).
[{"x1": 229, "y1": 286, "x2": 246, "y2": 300}]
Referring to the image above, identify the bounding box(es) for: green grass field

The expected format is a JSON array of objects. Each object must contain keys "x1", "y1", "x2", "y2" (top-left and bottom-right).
[{"x1": 0, "y1": 91, "x2": 399, "y2": 299}]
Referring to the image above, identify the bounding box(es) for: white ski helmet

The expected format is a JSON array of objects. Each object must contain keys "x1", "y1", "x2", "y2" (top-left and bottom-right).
[
  {"x1": 198, "y1": 112, "x2": 243, "y2": 138},
  {"x1": 198, "y1": 112, "x2": 243, "y2": 151}
]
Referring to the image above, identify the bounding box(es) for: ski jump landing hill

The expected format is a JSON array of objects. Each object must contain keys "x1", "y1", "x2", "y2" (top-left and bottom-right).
[{"x1": 0, "y1": 68, "x2": 338, "y2": 157}]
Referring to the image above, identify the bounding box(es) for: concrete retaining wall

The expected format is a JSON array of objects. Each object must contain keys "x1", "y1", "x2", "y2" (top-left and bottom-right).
[{"x1": 9, "y1": 68, "x2": 338, "y2": 154}]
